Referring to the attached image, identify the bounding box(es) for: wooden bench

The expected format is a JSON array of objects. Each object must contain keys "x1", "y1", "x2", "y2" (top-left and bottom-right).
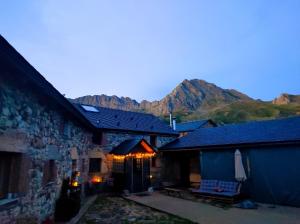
[
  {"x1": 164, "y1": 188, "x2": 184, "y2": 198},
  {"x1": 191, "y1": 180, "x2": 241, "y2": 204}
]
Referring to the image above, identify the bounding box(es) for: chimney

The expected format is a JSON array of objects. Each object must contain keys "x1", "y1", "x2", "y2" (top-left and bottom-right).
[
  {"x1": 172, "y1": 117, "x2": 176, "y2": 131},
  {"x1": 169, "y1": 112, "x2": 173, "y2": 127}
]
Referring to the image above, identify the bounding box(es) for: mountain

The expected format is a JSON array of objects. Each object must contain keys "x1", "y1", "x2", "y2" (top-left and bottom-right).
[
  {"x1": 73, "y1": 79, "x2": 252, "y2": 115},
  {"x1": 72, "y1": 79, "x2": 300, "y2": 124},
  {"x1": 73, "y1": 94, "x2": 140, "y2": 111}
]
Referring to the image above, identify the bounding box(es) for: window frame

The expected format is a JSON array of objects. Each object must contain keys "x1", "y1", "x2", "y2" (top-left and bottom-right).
[
  {"x1": 89, "y1": 158, "x2": 102, "y2": 173},
  {"x1": 0, "y1": 152, "x2": 22, "y2": 200},
  {"x1": 42, "y1": 160, "x2": 57, "y2": 186}
]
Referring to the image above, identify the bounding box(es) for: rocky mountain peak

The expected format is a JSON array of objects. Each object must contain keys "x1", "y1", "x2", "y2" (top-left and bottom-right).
[
  {"x1": 72, "y1": 79, "x2": 254, "y2": 116},
  {"x1": 272, "y1": 93, "x2": 300, "y2": 105}
]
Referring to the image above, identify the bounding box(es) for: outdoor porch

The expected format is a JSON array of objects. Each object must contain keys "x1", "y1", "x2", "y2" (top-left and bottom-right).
[
  {"x1": 110, "y1": 139, "x2": 156, "y2": 193},
  {"x1": 161, "y1": 150, "x2": 201, "y2": 188}
]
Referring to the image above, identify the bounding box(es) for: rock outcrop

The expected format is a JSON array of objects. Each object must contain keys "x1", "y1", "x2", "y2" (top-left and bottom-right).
[{"x1": 272, "y1": 93, "x2": 300, "y2": 105}]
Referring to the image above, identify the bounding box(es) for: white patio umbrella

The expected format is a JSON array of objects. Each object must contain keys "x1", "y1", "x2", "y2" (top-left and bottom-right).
[{"x1": 235, "y1": 149, "x2": 247, "y2": 182}]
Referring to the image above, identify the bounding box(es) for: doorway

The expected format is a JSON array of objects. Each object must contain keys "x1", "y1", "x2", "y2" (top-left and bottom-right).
[{"x1": 132, "y1": 158, "x2": 150, "y2": 192}]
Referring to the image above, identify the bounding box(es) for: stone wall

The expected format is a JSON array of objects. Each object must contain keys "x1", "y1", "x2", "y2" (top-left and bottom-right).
[{"x1": 0, "y1": 79, "x2": 96, "y2": 223}]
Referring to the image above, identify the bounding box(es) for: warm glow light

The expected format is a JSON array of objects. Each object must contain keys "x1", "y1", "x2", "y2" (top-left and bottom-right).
[
  {"x1": 113, "y1": 155, "x2": 126, "y2": 160},
  {"x1": 91, "y1": 176, "x2": 103, "y2": 183},
  {"x1": 71, "y1": 181, "x2": 79, "y2": 187},
  {"x1": 112, "y1": 140, "x2": 156, "y2": 160},
  {"x1": 112, "y1": 152, "x2": 155, "y2": 160},
  {"x1": 141, "y1": 141, "x2": 155, "y2": 153}
]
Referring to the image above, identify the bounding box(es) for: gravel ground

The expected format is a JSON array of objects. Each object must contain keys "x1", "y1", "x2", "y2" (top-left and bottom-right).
[{"x1": 79, "y1": 196, "x2": 195, "y2": 224}]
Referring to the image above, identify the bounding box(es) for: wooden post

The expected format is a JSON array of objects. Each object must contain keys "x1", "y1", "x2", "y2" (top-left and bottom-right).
[
  {"x1": 142, "y1": 158, "x2": 144, "y2": 191},
  {"x1": 131, "y1": 158, "x2": 133, "y2": 193}
]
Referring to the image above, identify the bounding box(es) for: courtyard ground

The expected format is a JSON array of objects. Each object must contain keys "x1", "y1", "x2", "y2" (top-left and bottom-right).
[
  {"x1": 126, "y1": 191, "x2": 300, "y2": 224},
  {"x1": 78, "y1": 195, "x2": 195, "y2": 224}
]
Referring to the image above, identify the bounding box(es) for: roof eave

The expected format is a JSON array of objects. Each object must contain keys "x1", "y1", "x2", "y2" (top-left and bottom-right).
[
  {"x1": 94, "y1": 126, "x2": 179, "y2": 136},
  {"x1": 160, "y1": 139, "x2": 300, "y2": 151}
]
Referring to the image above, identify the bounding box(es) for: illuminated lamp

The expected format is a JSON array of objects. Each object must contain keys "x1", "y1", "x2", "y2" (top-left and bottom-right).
[
  {"x1": 112, "y1": 153, "x2": 155, "y2": 159},
  {"x1": 71, "y1": 181, "x2": 79, "y2": 187},
  {"x1": 91, "y1": 176, "x2": 103, "y2": 184}
]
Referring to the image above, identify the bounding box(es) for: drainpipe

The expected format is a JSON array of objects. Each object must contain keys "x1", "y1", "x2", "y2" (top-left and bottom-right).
[
  {"x1": 172, "y1": 118, "x2": 177, "y2": 131},
  {"x1": 169, "y1": 112, "x2": 173, "y2": 128}
]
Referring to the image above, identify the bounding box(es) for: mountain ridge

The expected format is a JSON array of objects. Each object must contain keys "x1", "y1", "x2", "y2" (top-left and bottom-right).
[
  {"x1": 72, "y1": 79, "x2": 300, "y2": 124},
  {"x1": 73, "y1": 79, "x2": 253, "y2": 115}
]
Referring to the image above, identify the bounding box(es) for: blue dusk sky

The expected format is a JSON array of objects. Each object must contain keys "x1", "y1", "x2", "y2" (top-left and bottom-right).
[{"x1": 1, "y1": 0, "x2": 300, "y2": 101}]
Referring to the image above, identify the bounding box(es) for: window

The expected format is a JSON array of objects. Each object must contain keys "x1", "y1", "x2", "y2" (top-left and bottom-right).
[
  {"x1": 150, "y1": 136, "x2": 157, "y2": 147},
  {"x1": 63, "y1": 121, "x2": 71, "y2": 138},
  {"x1": 42, "y1": 160, "x2": 57, "y2": 186},
  {"x1": 112, "y1": 159, "x2": 124, "y2": 173},
  {"x1": 0, "y1": 152, "x2": 21, "y2": 199},
  {"x1": 134, "y1": 158, "x2": 142, "y2": 170},
  {"x1": 81, "y1": 105, "x2": 99, "y2": 112},
  {"x1": 92, "y1": 132, "x2": 104, "y2": 145},
  {"x1": 89, "y1": 158, "x2": 101, "y2": 173},
  {"x1": 60, "y1": 119, "x2": 71, "y2": 138}
]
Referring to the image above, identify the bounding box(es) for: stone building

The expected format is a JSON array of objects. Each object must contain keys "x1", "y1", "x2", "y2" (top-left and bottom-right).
[
  {"x1": 0, "y1": 36, "x2": 177, "y2": 223},
  {"x1": 72, "y1": 103, "x2": 178, "y2": 193},
  {"x1": 0, "y1": 35, "x2": 99, "y2": 223}
]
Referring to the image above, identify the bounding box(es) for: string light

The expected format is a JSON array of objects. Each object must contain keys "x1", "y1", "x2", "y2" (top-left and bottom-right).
[{"x1": 112, "y1": 152, "x2": 155, "y2": 160}]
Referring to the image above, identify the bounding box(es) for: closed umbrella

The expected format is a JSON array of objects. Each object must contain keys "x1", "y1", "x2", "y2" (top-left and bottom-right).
[{"x1": 235, "y1": 149, "x2": 247, "y2": 182}]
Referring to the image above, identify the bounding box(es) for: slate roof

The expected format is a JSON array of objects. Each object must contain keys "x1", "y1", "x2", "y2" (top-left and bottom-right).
[
  {"x1": 110, "y1": 138, "x2": 155, "y2": 155},
  {"x1": 0, "y1": 35, "x2": 93, "y2": 130},
  {"x1": 176, "y1": 119, "x2": 217, "y2": 132},
  {"x1": 161, "y1": 116, "x2": 300, "y2": 150},
  {"x1": 73, "y1": 103, "x2": 178, "y2": 135}
]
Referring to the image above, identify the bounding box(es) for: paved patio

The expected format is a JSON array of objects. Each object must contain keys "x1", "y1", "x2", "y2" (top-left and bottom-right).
[{"x1": 126, "y1": 192, "x2": 300, "y2": 224}]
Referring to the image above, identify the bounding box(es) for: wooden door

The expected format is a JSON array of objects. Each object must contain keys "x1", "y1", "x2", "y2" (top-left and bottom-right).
[{"x1": 131, "y1": 158, "x2": 151, "y2": 192}]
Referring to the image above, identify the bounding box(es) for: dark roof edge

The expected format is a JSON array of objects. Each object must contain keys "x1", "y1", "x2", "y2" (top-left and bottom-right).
[
  {"x1": 160, "y1": 140, "x2": 300, "y2": 151},
  {"x1": 0, "y1": 35, "x2": 95, "y2": 130},
  {"x1": 98, "y1": 127, "x2": 178, "y2": 136},
  {"x1": 110, "y1": 138, "x2": 157, "y2": 155}
]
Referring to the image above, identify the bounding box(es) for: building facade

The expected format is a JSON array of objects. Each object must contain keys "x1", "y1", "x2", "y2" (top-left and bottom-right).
[{"x1": 0, "y1": 36, "x2": 177, "y2": 223}]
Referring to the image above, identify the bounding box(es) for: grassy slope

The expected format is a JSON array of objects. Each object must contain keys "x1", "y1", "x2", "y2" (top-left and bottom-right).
[{"x1": 162, "y1": 101, "x2": 300, "y2": 124}]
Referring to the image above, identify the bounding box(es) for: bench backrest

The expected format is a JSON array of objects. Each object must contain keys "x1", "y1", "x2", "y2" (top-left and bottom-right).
[
  {"x1": 218, "y1": 181, "x2": 239, "y2": 193},
  {"x1": 200, "y1": 179, "x2": 218, "y2": 191}
]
